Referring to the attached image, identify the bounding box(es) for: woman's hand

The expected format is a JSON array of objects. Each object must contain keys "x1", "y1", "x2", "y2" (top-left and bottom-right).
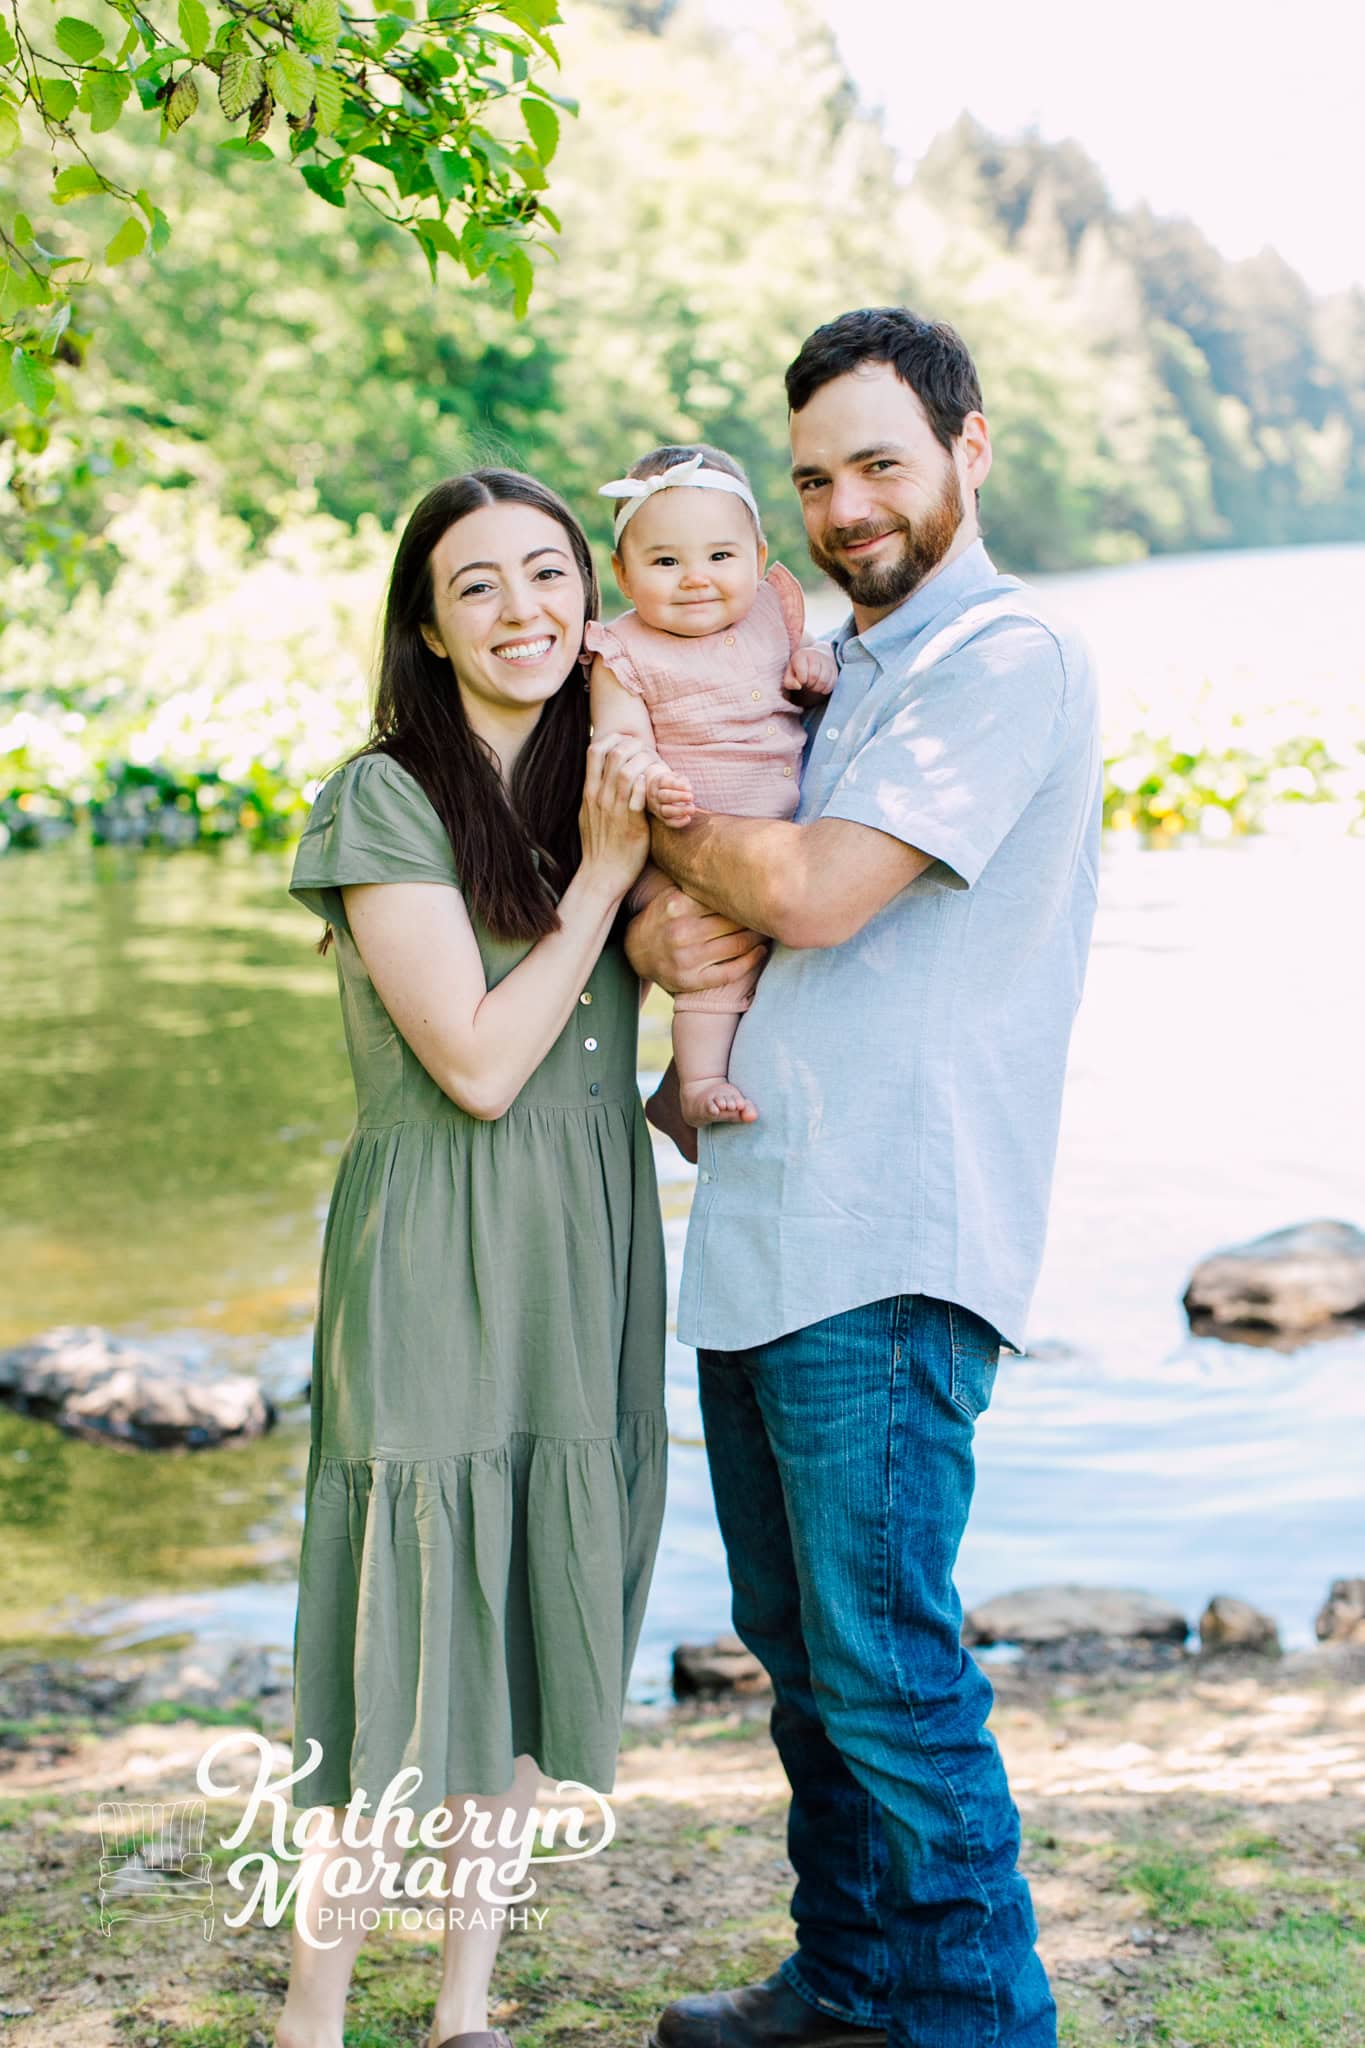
[{"x1": 577, "y1": 732, "x2": 654, "y2": 903}]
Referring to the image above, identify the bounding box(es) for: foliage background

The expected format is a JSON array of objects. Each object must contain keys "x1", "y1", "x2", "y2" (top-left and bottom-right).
[{"x1": 3, "y1": 0, "x2": 1365, "y2": 850}]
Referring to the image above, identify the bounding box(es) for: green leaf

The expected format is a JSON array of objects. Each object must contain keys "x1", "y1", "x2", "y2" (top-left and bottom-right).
[
  {"x1": 150, "y1": 205, "x2": 171, "y2": 251},
  {"x1": 502, "y1": 243, "x2": 534, "y2": 319},
  {"x1": 0, "y1": 101, "x2": 20, "y2": 161},
  {"x1": 311, "y1": 66, "x2": 343, "y2": 135},
  {"x1": 162, "y1": 72, "x2": 199, "y2": 132},
  {"x1": 13, "y1": 212, "x2": 33, "y2": 245},
  {"x1": 178, "y1": 0, "x2": 211, "y2": 62},
  {"x1": 36, "y1": 75, "x2": 80, "y2": 121},
  {"x1": 218, "y1": 136, "x2": 274, "y2": 160},
  {"x1": 55, "y1": 16, "x2": 105, "y2": 62},
  {"x1": 218, "y1": 52, "x2": 265, "y2": 119},
  {"x1": 10, "y1": 347, "x2": 56, "y2": 417},
  {"x1": 265, "y1": 48, "x2": 315, "y2": 120},
  {"x1": 52, "y1": 164, "x2": 107, "y2": 201},
  {"x1": 0, "y1": 22, "x2": 17, "y2": 65},
  {"x1": 425, "y1": 145, "x2": 469, "y2": 202},
  {"x1": 0, "y1": 351, "x2": 14, "y2": 411},
  {"x1": 105, "y1": 215, "x2": 146, "y2": 265},
  {"x1": 300, "y1": 161, "x2": 346, "y2": 207},
  {"x1": 522, "y1": 96, "x2": 559, "y2": 166},
  {"x1": 82, "y1": 67, "x2": 132, "y2": 134},
  {"x1": 293, "y1": 0, "x2": 341, "y2": 53}
]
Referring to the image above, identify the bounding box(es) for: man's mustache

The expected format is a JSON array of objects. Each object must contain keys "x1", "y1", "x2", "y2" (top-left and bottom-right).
[{"x1": 825, "y1": 518, "x2": 909, "y2": 551}]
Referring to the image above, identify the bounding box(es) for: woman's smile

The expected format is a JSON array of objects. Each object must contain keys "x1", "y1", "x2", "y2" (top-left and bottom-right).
[{"x1": 492, "y1": 633, "x2": 557, "y2": 663}]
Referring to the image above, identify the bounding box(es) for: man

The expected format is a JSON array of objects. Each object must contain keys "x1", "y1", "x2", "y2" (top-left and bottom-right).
[{"x1": 624, "y1": 308, "x2": 1102, "y2": 2048}]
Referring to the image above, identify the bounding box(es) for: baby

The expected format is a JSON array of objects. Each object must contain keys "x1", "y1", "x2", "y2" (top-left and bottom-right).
[{"x1": 585, "y1": 444, "x2": 838, "y2": 1129}]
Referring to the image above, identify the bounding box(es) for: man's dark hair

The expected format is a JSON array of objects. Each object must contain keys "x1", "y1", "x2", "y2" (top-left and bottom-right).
[{"x1": 785, "y1": 308, "x2": 984, "y2": 452}]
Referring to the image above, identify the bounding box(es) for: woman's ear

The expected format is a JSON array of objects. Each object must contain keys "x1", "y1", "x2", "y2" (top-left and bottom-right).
[{"x1": 419, "y1": 622, "x2": 446, "y2": 662}]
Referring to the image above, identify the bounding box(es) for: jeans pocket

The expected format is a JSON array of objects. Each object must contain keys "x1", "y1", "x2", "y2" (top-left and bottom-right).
[{"x1": 947, "y1": 1301, "x2": 1002, "y2": 1421}]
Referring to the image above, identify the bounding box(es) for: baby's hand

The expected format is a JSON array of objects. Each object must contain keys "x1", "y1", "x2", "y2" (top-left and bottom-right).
[
  {"x1": 782, "y1": 642, "x2": 839, "y2": 707},
  {"x1": 645, "y1": 757, "x2": 696, "y2": 828}
]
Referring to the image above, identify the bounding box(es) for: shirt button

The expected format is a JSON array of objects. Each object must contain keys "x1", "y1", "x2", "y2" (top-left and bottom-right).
[
  {"x1": 584, "y1": 1036, "x2": 598, "y2": 1051},
  {"x1": 724, "y1": 634, "x2": 737, "y2": 647},
  {"x1": 826, "y1": 726, "x2": 840, "y2": 740},
  {"x1": 579, "y1": 991, "x2": 593, "y2": 1005},
  {"x1": 589, "y1": 1082, "x2": 601, "y2": 1097},
  {"x1": 699, "y1": 1170, "x2": 712, "y2": 1182}
]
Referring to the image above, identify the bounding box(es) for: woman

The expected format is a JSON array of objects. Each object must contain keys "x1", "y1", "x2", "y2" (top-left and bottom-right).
[{"x1": 276, "y1": 469, "x2": 669, "y2": 2048}]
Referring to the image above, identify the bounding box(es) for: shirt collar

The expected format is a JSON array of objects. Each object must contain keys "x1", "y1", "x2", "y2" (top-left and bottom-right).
[{"x1": 830, "y1": 538, "x2": 997, "y2": 670}]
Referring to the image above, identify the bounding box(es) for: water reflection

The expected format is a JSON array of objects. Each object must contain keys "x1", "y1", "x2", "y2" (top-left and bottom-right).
[{"x1": 2, "y1": 832, "x2": 1362, "y2": 1698}]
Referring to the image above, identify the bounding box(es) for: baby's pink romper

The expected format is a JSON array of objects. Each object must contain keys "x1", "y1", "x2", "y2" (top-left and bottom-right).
[{"x1": 583, "y1": 561, "x2": 809, "y2": 1016}]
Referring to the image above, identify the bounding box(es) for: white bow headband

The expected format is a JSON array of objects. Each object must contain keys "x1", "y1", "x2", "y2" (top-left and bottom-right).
[{"x1": 598, "y1": 450, "x2": 761, "y2": 548}]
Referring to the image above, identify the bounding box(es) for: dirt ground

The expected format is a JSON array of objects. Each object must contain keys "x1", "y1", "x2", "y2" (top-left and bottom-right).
[{"x1": 0, "y1": 1648, "x2": 1362, "y2": 2048}]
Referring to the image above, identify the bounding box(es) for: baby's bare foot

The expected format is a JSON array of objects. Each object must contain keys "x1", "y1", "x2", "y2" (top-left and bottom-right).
[{"x1": 680, "y1": 1078, "x2": 759, "y2": 1128}]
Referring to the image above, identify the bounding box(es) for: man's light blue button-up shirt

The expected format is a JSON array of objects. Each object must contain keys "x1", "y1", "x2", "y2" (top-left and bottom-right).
[{"x1": 676, "y1": 539, "x2": 1103, "y2": 1358}]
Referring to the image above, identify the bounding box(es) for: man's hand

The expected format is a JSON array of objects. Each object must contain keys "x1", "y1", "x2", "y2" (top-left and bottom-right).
[
  {"x1": 624, "y1": 885, "x2": 767, "y2": 997},
  {"x1": 782, "y1": 641, "x2": 839, "y2": 708}
]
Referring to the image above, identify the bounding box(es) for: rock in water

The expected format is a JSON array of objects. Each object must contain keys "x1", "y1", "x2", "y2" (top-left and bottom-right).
[
  {"x1": 0, "y1": 1326, "x2": 274, "y2": 1449},
  {"x1": 1199, "y1": 1595, "x2": 1281, "y2": 1656},
  {"x1": 962, "y1": 1586, "x2": 1189, "y2": 1649},
  {"x1": 1184, "y1": 1219, "x2": 1365, "y2": 1339},
  {"x1": 672, "y1": 1633, "x2": 771, "y2": 1698},
  {"x1": 1315, "y1": 1579, "x2": 1365, "y2": 1646}
]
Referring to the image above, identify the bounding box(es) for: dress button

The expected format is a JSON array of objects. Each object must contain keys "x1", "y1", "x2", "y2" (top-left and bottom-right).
[
  {"x1": 584, "y1": 1036, "x2": 598, "y2": 1051},
  {"x1": 589, "y1": 1082, "x2": 601, "y2": 1097},
  {"x1": 766, "y1": 723, "x2": 777, "y2": 735},
  {"x1": 751, "y1": 689, "x2": 761, "y2": 700},
  {"x1": 579, "y1": 991, "x2": 593, "y2": 1005},
  {"x1": 724, "y1": 634, "x2": 736, "y2": 647},
  {"x1": 783, "y1": 766, "x2": 793, "y2": 777}
]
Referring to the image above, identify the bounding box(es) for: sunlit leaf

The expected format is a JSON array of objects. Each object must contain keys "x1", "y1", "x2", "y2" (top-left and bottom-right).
[
  {"x1": 105, "y1": 215, "x2": 147, "y2": 265},
  {"x1": 54, "y1": 17, "x2": 105, "y2": 62},
  {"x1": 219, "y1": 53, "x2": 265, "y2": 120},
  {"x1": 162, "y1": 73, "x2": 200, "y2": 133},
  {"x1": 52, "y1": 164, "x2": 107, "y2": 201},
  {"x1": 177, "y1": 0, "x2": 211, "y2": 62},
  {"x1": 522, "y1": 96, "x2": 558, "y2": 166},
  {"x1": 311, "y1": 67, "x2": 343, "y2": 135},
  {"x1": 10, "y1": 347, "x2": 57, "y2": 416},
  {"x1": 265, "y1": 49, "x2": 315, "y2": 120}
]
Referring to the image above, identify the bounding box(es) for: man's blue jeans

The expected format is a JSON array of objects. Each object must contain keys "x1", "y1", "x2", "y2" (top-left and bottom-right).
[{"x1": 697, "y1": 1293, "x2": 1055, "y2": 2048}]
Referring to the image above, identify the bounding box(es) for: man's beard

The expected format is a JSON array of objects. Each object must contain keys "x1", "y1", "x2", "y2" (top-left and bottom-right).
[{"x1": 808, "y1": 463, "x2": 965, "y2": 611}]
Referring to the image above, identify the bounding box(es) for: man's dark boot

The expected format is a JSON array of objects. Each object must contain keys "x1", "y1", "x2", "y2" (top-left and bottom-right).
[{"x1": 648, "y1": 1970, "x2": 887, "y2": 2048}]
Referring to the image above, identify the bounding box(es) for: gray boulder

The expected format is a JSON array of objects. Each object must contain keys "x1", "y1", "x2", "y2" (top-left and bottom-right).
[
  {"x1": 962, "y1": 1585, "x2": 1189, "y2": 1649},
  {"x1": 0, "y1": 1326, "x2": 273, "y2": 1449},
  {"x1": 672, "y1": 1633, "x2": 771, "y2": 1699},
  {"x1": 1315, "y1": 1579, "x2": 1365, "y2": 1646},
  {"x1": 1199, "y1": 1596, "x2": 1281, "y2": 1656},
  {"x1": 1184, "y1": 1220, "x2": 1365, "y2": 1340}
]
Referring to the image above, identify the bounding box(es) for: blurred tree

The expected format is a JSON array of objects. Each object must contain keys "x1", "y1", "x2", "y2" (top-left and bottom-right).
[{"x1": 1, "y1": 0, "x2": 570, "y2": 572}]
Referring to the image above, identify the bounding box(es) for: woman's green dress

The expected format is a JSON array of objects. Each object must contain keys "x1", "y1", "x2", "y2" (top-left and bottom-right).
[{"x1": 287, "y1": 750, "x2": 668, "y2": 1807}]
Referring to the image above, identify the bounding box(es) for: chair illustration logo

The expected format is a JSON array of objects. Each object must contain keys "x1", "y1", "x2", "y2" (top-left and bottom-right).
[{"x1": 97, "y1": 1799, "x2": 215, "y2": 1941}]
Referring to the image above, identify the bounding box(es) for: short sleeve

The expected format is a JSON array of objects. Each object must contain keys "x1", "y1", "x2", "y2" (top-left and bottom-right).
[
  {"x1": 820, "y1": 616, "x2": 1071, "y2": 889},
  {"x1": 289, "y1": 751, "x2": 459, "y2": 935},
  {"x1": 763, "y1": 562, "x2": 807, "y2": 658},
  {"x1": 584, "y1": 618, "x2": 647, "y2": 698}
]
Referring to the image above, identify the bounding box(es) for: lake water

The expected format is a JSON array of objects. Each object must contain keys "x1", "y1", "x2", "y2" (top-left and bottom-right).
[{"x1": 2, "y1": 544, "x2": 1363, "y2": 1700}]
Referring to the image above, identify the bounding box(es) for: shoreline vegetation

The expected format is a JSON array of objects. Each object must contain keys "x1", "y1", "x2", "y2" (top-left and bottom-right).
[{"x1": 0, "y1": 1642, "x2": 1361, "y2": 2047}]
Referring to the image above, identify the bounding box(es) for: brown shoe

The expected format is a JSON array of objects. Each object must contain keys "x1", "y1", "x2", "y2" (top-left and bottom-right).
[
  {"x1": 436, "y1": 2033, "x2": 514, "y2": 2048},
  {"x1": 649, "y1": 1972, "x2": 886, "y2": 2048}
]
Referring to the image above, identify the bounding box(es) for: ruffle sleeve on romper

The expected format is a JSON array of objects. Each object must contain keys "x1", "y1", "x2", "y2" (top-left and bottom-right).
[{"x1": 583, "y1": 618, "x2": 648, "y2": 698}]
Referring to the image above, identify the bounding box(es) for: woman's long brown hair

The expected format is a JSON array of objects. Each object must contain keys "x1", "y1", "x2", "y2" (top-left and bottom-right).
[{"x1": 317, "y1": 468, "x2": 599, "y2": 955}]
